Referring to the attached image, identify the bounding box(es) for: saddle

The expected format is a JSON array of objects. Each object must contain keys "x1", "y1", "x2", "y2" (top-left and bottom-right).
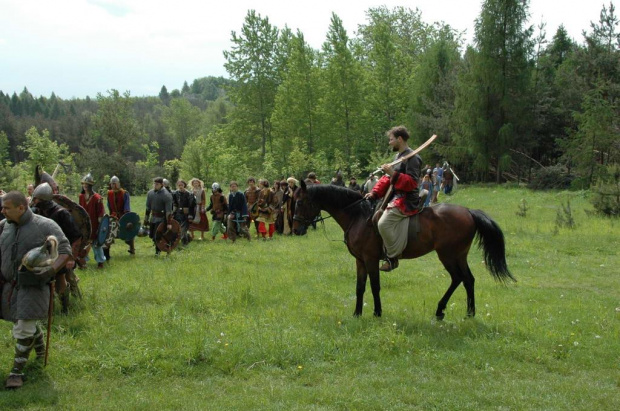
[{"x1": 370, "y1": 206, "x2": 422, "y2": 255}]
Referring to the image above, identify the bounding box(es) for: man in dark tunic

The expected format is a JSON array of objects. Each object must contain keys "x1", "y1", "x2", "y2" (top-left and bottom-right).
[
  {"x1": 172, "y1": 180, "x2": 195, "y2": 245},
  {"x1": 144, "y1": 177, "x2": 173, "y2": 255},
  {"x1": 227, "y1": 181, "x2": 251, "y2": 242}
]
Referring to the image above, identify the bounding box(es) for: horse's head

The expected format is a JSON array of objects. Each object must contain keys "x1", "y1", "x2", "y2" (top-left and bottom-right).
[{"x1": 293, "y1": 179, "x2": 321, "y2": 236}]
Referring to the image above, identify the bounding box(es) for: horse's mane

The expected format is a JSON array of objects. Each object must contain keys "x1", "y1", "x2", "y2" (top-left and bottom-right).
[{"x1": 306, "y1": 184, "x2": 373, "y2": 217}]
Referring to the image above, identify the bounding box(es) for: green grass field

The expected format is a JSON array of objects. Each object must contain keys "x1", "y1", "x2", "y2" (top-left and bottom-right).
[{"x1": 1, "y1": 186, "x2": 618, "y2": 410}]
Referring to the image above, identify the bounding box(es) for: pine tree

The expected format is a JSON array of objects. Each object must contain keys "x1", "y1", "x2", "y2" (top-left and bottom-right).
[
  {"x1": 159, "y1": 85, "x2": 170, "y2": 105},
  {"x1": 453, "y1": 0, "x2": 534, "y2": 182}
]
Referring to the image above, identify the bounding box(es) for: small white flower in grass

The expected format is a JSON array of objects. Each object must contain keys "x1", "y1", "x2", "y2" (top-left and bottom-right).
[
  {"x1": 393, "y1": 323, "x2": 397, "y2": 327},
  {"x1": 220, "y1": 332, "x2": 225, "y2": 337},
  {"x1": 615, "y1": 307, "x2": 620, "y2": 312},
  {"x1": 573, "y1": 341, "x2": 579, "y2": 346},
  {"x1": 217, "y1": 340, "x2": 221, "y2": 344},
  {"x1": 595, "y1": 335, "x2": 601, "y2": 339},
  {"x1": 600, "y1": 264, "x2": 605, "y2": 267},
  {"x1": 560, "y1": 294, "x2": 564, "y2": 298}
]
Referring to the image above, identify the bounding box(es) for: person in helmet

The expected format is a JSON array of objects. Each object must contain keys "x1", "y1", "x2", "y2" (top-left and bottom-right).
[
  {"x1": 206, "y1": 182, "x2": 228, "y2": 240},
  {"x1": 105, "y1": 175, "x2": 135, "y2": 258},
  {"x1": 30, "y1": 182, "x2": 83, "y2": 312},
  {"x1": 79, "y1": 173, "x2": 106, "y2": 269},
  {"x1": 162, "y1": 179, "x2": 172, "y2": 193}
]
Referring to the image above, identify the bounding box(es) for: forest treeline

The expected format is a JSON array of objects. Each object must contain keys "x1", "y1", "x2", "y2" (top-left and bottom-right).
[{"x1": 0, "y1": 1, "x2": 618, "y2": 210}]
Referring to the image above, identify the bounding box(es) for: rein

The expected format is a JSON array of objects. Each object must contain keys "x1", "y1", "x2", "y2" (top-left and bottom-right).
[{"x1": 312, "y1": 197, "x2": 368, "y2": 244}]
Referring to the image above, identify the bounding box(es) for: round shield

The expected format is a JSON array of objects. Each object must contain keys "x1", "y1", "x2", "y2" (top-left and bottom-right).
[
  {"x1": 118, "y1": 212, "x2": 141, "y2": 241},
  {"x1": 52, "y1": 194, "x2": 92, "y2": 257},
  {"x1": 155, "y1": 219, "x2": 181, "y2": 253},
  {"x1": 104, "y1": 216, "x2": 119, "y2": 247},
  {"x1": 96, "y1": 215, "x2": 111, "y2": 247}
]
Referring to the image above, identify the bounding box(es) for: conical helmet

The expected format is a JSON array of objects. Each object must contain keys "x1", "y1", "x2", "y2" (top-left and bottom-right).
[
  {"x1": 110, "y1": 175, "x2": 120, "y2": 185},
  {"x1": 212, "y1": 182, "x2": 220, "y2": 191},
  {"x1": 81, "y1": 172, "x2": 95, "y2": 185},
  {"x1": 33, "y1": 182, "x2": 54, "y2": 202}
]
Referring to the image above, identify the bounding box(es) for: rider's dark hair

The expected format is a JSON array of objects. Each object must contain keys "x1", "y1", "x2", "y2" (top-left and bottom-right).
[{"x1": 388, "y1": 126, "x2": 410, "y2": 141}]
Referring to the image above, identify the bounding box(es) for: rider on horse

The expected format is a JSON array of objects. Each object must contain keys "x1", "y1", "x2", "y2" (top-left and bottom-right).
[{"x1": 364, "y1": 126, "x2": 422, "y2": 272}]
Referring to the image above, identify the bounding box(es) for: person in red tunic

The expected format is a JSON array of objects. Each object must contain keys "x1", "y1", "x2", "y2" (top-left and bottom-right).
[
  {"x1": 79, "y1": 173, "x2": 105, "y2": 269},
  {"x1": 105, "y1": 176, "x2": 135, "y2": 259}
]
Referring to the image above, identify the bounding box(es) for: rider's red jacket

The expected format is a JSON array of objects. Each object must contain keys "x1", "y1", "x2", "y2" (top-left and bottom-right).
[{"x1": 372, "y1": 169, "x2": 420, "y2": 216}]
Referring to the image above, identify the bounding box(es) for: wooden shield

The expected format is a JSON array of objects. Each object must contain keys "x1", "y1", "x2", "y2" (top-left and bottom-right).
[
  {"x1": 52, "y1": 194, "x2": 91, "y2": 258},
  {"x1": 118, "y1": 212, "x2": 141, "y2": 241},
  {"x1": 104, "y1": 216, "x2": 119, "y2": 247},
  {"x1": 96, "y1": 215, "x2": 111, "y2": 247},
  {"x1": 156, "y1": 219, "x2": 181, "y2": 253}
]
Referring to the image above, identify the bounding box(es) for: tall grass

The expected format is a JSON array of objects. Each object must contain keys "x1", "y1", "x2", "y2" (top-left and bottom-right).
[{"x1": 1, "y1": 186, "x2": 618, "y2": 410}]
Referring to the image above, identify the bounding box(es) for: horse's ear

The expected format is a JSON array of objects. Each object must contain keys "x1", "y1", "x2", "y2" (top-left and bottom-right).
[{"x1": 300, "y1": 179, "x2": 307, "y2": 191}]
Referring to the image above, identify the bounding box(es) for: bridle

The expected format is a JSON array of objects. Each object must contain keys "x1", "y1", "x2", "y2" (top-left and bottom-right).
[{"x1": 293, "y1": 196, "x2": 368, "y2": 244}]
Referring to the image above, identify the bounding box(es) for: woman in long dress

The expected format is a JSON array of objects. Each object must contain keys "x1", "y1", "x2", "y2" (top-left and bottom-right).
[{"x1": 189, "y1": 178, "x2": 209, "y2": 240}]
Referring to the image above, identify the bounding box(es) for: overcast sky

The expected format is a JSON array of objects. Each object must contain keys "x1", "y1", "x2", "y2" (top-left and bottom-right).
[{"x1": 0, "y1": 0, "x2": 610, "y2": 99}]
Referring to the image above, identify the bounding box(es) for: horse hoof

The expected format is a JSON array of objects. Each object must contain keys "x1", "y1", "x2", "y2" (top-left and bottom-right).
[
  {"x1": 436, "y1": 313, "x2": 445, "y2": 321},
  {"x1": 353, "y1": 311, "x2": 362, "y2": 317},
  {"x1": 374, "y1": 311, "x2": 382, "y2": 317}
]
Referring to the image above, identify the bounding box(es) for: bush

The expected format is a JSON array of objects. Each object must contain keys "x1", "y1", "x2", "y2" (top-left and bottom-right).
[
  {"x1": 590, "y1": 164, "x2": 620, "y2": 217},
  {"x1": 528, "y1": 165, "x2": 574, "y2": 190}
]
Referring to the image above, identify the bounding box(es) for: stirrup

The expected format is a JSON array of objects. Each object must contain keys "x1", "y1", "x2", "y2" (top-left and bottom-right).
[{"x1": 379, "y1": 257, "x2": 399, "y2": 272}]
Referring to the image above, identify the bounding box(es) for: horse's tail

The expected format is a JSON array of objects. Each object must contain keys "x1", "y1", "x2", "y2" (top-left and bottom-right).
[{"x1": 469, "y1": 209, "x2": 516, "y2": 283}]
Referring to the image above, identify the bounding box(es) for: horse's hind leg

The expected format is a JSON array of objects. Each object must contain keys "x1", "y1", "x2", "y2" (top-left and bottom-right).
[
  {"x1": 436, "y1": 255, "x2": 464, "y2": 320},
  {"x1": 459, "y1": 260, "x2": 476, "y2": 317}
]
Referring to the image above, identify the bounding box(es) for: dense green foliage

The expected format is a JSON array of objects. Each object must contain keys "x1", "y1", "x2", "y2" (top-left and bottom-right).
[
  {"x1": 0, "y1": 186, "x2": 617, "y2": 409},
  {"x1": 0, "y1": 1, "x2": 618, "y2": 198}
]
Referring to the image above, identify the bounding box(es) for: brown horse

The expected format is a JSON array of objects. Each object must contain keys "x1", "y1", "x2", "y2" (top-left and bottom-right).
[{"x1": 293, "y1": 181, "x2": 515, "y2": 319}]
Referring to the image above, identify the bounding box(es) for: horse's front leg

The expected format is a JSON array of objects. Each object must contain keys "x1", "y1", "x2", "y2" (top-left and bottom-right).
[
  {"x1": 367, "y1": 260, "x2": 382, "y2": 317},
  {"x1": 354, "y1": 258, "x2": 367, "y2": 317}
]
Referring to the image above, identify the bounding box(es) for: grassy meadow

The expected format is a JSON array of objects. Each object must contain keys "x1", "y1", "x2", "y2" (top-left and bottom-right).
[{"x1": 1, "y1": 186, "x2": 618, "y2": 410}]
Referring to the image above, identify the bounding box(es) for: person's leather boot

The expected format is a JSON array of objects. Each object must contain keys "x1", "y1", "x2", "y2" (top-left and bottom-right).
[
  {"x1": 5, "y1": 374, "x2": 24, "y2": 389},
  {"x1": 379, "y1": 257, "x2": 399, "y2": 272}
]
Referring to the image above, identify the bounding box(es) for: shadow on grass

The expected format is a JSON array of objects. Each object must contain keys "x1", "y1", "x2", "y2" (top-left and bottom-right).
[{"x1": 0, "y1": 367, "x2": 59, "y2": 408}]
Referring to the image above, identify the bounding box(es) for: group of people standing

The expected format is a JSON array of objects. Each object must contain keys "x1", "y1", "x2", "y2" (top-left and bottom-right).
[
  {"x1": 141, "y1": 175, "x2": 307, "y2": 254},
  {"x1": 420, "y1": 162, "x2": 455, "y2": 207}
]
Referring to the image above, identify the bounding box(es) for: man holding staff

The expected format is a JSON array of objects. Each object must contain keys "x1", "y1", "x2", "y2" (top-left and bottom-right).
[{"x1": 364, "y1": 126, "x2": 423, "y2": 272}]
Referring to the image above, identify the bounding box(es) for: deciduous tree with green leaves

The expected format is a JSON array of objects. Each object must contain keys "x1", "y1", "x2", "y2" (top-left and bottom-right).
[{"x1": 223, "y1": 10, "x2": 281, "y2": 160}]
